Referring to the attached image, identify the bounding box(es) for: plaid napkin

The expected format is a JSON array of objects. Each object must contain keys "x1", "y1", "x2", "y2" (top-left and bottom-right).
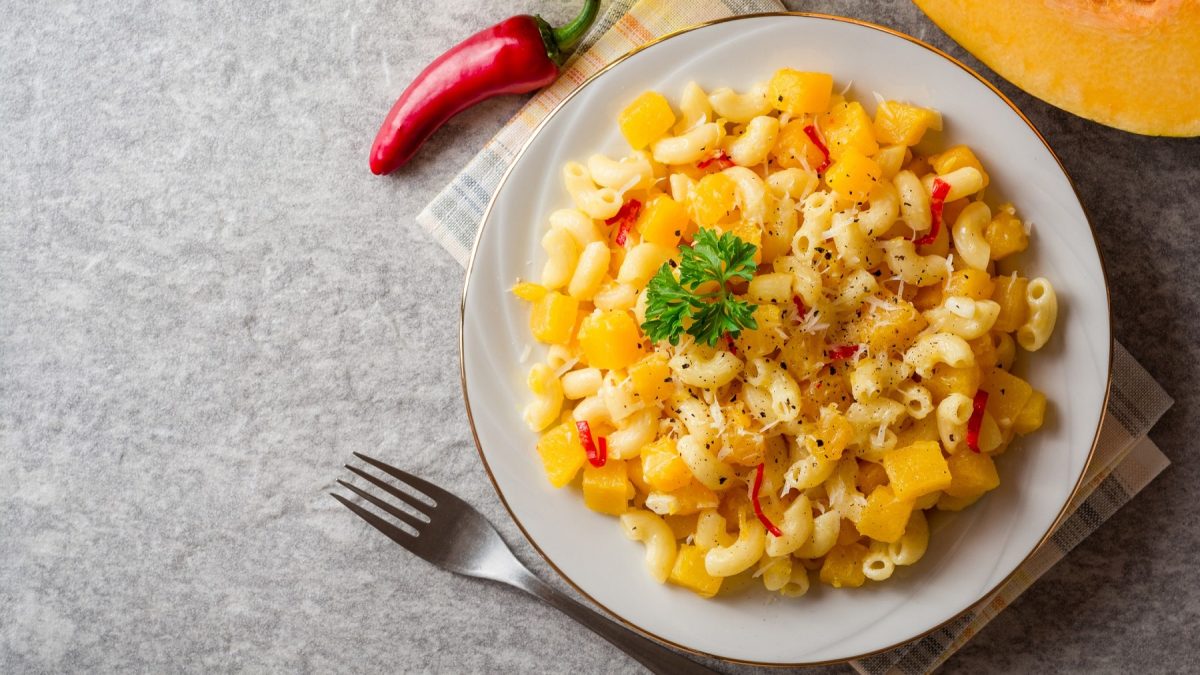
[{"x1": 416, "y1": 0, "x2": 1174, "y2": 671}]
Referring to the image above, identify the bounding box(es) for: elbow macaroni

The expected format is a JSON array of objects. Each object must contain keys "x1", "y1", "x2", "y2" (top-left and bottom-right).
[{"x1": 517, "y1": 71, "x2": 1059, "y2": 598}]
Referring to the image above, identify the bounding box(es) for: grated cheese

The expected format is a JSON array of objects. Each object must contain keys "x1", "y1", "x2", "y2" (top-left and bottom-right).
[
  {"x1": 553, "y1": 357, "x2": 579, "y2": 379},
  {"x1": 518, "y1": 344, "x2": 532, "y2": 363}
]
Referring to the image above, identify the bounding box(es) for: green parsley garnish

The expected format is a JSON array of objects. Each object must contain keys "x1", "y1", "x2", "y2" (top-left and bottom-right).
[{"x1": 640, "y1": 229, "x2": 759, "y2": 346}]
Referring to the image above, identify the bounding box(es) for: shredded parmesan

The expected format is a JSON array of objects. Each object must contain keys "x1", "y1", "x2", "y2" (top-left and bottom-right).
[
  {"x1": 839, "y1": 79, "x2": 854, "y2": 95},
  {"x1": 616, "y1": 175, "x2": 641, "y2": 197},
  {"x1": 553, "y1": 357, "x2": 579, "y2": 379},
  {"x1": 865, "y1": 296, "x2": 899, "y2": 313},
  {"x1": 518, "y1": 344, "x2": 532, "y2": 363},
  {"x1": 759, "y1": 417, "x2": 782, "y2": 434},
  {"x1": 943, "y1": 253, "x2": 955, "y2": 292},
  {"x1": 874, "y1": 422, "x2": 888, "y2": 448},
  {"x1": 1023, "y1": 219, "x2": 1033, "y2": 236},
  {"x1": 686, "y1": 113, "x2": 708, "y2": 133},
  {"x1": 871, "y1": 90, "x2": 886, "y2": 108}
]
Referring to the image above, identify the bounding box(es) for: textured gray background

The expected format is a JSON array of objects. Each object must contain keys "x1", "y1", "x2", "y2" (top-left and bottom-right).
[{"x1": 2, "y1": 0, "x2": 1197, "y2": 672}]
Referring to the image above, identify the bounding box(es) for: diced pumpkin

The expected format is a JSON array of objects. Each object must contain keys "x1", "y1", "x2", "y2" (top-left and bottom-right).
[
  {"x1": 894, "y1": 414, "x2": 940, "y2": 449},
  {"x1": 930, "y1": 145, "x2": 990, "y2": 188},
  {"x1": 923, "y1": 363, "x2": 981, "y2": 402},
  {"x1": 721, "y1": 404, "x2": 766, "y2": 466},
  {"x1": 530, "y1": 291, "x2": 579, "y2": 345},
  {"x1": 883, "y1": 440, "x2": 953, "y2": 500},
  {"x1": 578, "y1": 310, "x2": 644, "y2": 370},
  {"x1": 628, "y1": 353, "x2": 673, "y2": 406},
  {"x1": 849, "y1": 299, "x2": 926, "y2": 355},
  {"x1": 626, "y1": 456, "x2": 651, "y2": 495},
  {"x1": 982, "y1": 367, "x2": 1035, "y2": 429},
  {"x1": 945, "y1": 450, "x2": 1001, "y2": 498},
  {"x1": 618, "y1": 91, "x2": 676, "y2": 150},
  {"x1": 873, "y1": 100, "x2": 943, "y2": 146},
  {"x1": 669, "y1": 544, "x2": 723, "y2": 597},
  {"x1": 986, "y1": 204, "x2": 1029, "y2": 260},
  {"x1": 819, "y1": 543, "x2": 869, "y2": 588},
  {"x1": 991, "y1": 274, "x2": 1029, "y2": 333},
  {"x1": 944, "y1": 269, "x2": 996, "y2": 301},
  {"x1": 968, "y1": 335, "x2": 999, "y2": 372},
  {"x1": 641, "y1": 438, "x2": 693, "y2": 492},
  {"x1": 636, "y1": 194, "x2": 689, "y2": 247},
  {"x1": 536, "y1": 422, "x2": 586, "y2": 488},
  {"x1": 772, "y1": 120, "x2": 828, "y2": 171},
  {"x1": 768, "y1": 69, "x2": 834, "y2": 115},
  {"x1": 912, "y1": 0, "x2": 1200, "y2": 137},
  {"x1": 651, "y1": 481, "x2": 720, "y2": 515},
  {"x1": 856, "y1": 485, "x2": 916, "y2": 543},
  {"x1": 808, "y1": 407, "x2": 855, "y2": 463},
  {"x1": 512, "y1": 281, "x2": 548, "y2": 302},
  {"x1": 1013, "y1": 390, "x2": 1047, "y2": 435},
  {"x1": 824, "y1": 148, "x2": 881, "y2": 202},
  {"x1": 719, "y1": 221, "x2": 763, "y2": 264},
  {"x1": 821, "y1": 101, "x2": 879, "y2": 159},
  {"x1": 582, "y1": 460, "x2": 632, "y2": 515},
  {"x1": 936, "y1": 491, "x2": 982, "y2": 512},
  {"x1": 689, "y1": 173, "x2": 738, "y2": 226},
  {"x1": 734, "y1": 304, "x2": 785, "y2": 359}
]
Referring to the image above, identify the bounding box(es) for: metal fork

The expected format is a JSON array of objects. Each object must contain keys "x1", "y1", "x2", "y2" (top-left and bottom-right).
[{"x1": 332, "y1": 452, "x2": 719, "y2": 675}]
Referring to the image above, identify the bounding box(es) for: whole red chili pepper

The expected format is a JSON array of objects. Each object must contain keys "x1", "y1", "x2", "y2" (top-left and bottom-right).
[{"x1": 369, "y1": 0, "x2": 600, "y2": 175}]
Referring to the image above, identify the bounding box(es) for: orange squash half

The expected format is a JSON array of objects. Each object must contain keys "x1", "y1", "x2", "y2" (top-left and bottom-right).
[{"x1": 913, "y1": 0, "x2": 1200, "y2": 136}]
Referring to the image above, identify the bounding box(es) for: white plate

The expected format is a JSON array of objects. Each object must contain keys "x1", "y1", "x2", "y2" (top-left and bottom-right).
[{"x1": 461, "y1": 13, "x2": 1110, "y2": 665}]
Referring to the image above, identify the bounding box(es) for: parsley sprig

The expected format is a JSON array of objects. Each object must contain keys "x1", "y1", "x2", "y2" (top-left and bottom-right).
[{"x1": 641, "y1": 229, "x2": 759, "y2": 346}]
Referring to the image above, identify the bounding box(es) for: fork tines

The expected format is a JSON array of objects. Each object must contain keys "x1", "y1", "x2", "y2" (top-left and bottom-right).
[{"x1": 331, "y1": 453, "x2": 438, "y2": 546}]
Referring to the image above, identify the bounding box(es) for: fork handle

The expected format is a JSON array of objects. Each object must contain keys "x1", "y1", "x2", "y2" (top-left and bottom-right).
[{"x1": 509, "y1": 567, "x2": 721, "y2": 674}]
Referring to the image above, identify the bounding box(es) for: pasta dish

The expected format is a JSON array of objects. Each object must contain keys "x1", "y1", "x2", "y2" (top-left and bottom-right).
[{"x1": 512, "y1": 69, "x2": 1058, "y2": 597}]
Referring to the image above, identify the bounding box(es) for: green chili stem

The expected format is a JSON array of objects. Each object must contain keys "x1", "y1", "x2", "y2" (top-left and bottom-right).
[{"x1": 551, "y1": 0, "x2": 600, "y2": 53}]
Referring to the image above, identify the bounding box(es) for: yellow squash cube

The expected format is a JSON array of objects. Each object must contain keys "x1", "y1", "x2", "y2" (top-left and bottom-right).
[
  {"x1": 511, "y1": 281, "x2": 547, "y2": 302},
  {"x1": 669, "y1": 544, "x2": 723, "y2": 597},
  {"x1": 654, "y1": 481, "x2": 720, "y2": 515},
  {"x1": 936, "y1": 492, "x2": 982, "y2": 512},
  {"x1": 968, "y1": 335, "x2": 1000, "y2": 372},
  {"x1": 772, "y1": 120, "x2": 828, "y2": 171},
  {"x1": 529, "y1": 291, "x2": 579, "y2": 345},
  {"x1": 883, "y1": 441, "x2": 952, "y2": 500},
  {"x1": 986, "y1": 205, "x2": 1029, "y2": 260},
  {"x1": 982, "y1": 367, "x2": 1034, "y2": 429},
  {"x1": 641, "y1": 438, "x2": 693, "y2": 492},
  {"x1": 578, "y1": 310, "x2": 645, "y2": 370},
  {"x1": 689, "y1": 173, "x2": 738, "y2": 226},
  {"x1": 944, "y1": 269, "x2": 996, "y2": 301},
  {"x1": 856, "y1": 486, "x2": 915, "y2": 543},
  {"x1": 809, "y1": 408, "x2": 855, "y2": 463},
  {"x1": 945, "y1": 450, "x2": 1001, "y2": 498},
  {"x1": 923, "y1": 363, "x2": 981, "y2": 402},
  {"x1": 824, "y1": 147, "x2": 881, "y2": 202},
  {"x1": 734, "y1": 304, "x2": 785, "y2": 359},
  {"x1": 582, "y1": 460, "x2": 632, "y2": 515},
  {"x1": 719, "y1": 221, "x2": 763, "y2": 264},
  {"x1": 821, "y1": 101, "x2": 879, "y2": 159},
  {"x1": 618, "y1": 91, "x2": 676, "y2": 150},
  {"x1": 636, "y1": 194, "x2": 689, "y2": 248},
  {"x1": 768, "y1": 69, "x2": 834, "y2": 115},
  {"x1": 536, "y1": 422, "x2": 586, "y2": 488},
  {"x1": 628, "y1": 353, "x2": 673, "y2": 406},
  {"x1": 819, "y1": 543, "x2": 869, "y2": 588},
  {"x1": 852, "y1": 300, "x2": 926, "y2": 354},
  {"x1": 931, "y1": 145, "x2": 990, "y2": 188},
  {"x1": 991, "y1": 275, "x2": 1030, "y2": 333},
  {"x1": 1013, "y1": 390, "x2": 1047, "y2": 435},
  {"x1": 873, "y1": 100, "x2": 943, "y2": 146}
]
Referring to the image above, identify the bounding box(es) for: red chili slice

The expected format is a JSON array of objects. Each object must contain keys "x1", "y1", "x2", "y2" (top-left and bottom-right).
[
  {"x1": 914, "y1": 178, "x2": 951, "y2": 246},
  {"x1": 606, "y1": 199, "x2": 642, "y2": 247},
  {"x1": 803, "y1": 124, "x2": 831, "y2": 173},
  {"x1": 751, "y1": 463, "x2": 783, "y2": 537},
  {"x1": 792, "y1": 295, "x2": 808, "y2": 321},
  {"x1": 966, "y1": 389, "x2": 989, "y2": 453},
  {"x1": 827, "y1": 344, "x2": 860, "y2": 361},
  {"x1": 697, "y1": 150, "x2": 734, "y2": 170},
  {"x1": 576, "y1": 420, "x2": 606, "y2": 467}
]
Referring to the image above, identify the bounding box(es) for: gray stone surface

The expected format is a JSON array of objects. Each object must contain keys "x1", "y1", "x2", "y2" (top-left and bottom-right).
[{"x1": 1, "y1": 0, "x2": 1197, "y2": 672}]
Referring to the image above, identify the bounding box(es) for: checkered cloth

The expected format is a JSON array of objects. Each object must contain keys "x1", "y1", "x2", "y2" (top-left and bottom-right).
[{"x1": 415, "y1": 1, "x2": 1173, "y2": 671}]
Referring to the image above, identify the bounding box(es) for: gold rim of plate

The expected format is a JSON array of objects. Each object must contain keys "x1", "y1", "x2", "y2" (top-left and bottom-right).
[{"x1": 457, "y1": 11, "x2": 1114, "y2": 667}]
